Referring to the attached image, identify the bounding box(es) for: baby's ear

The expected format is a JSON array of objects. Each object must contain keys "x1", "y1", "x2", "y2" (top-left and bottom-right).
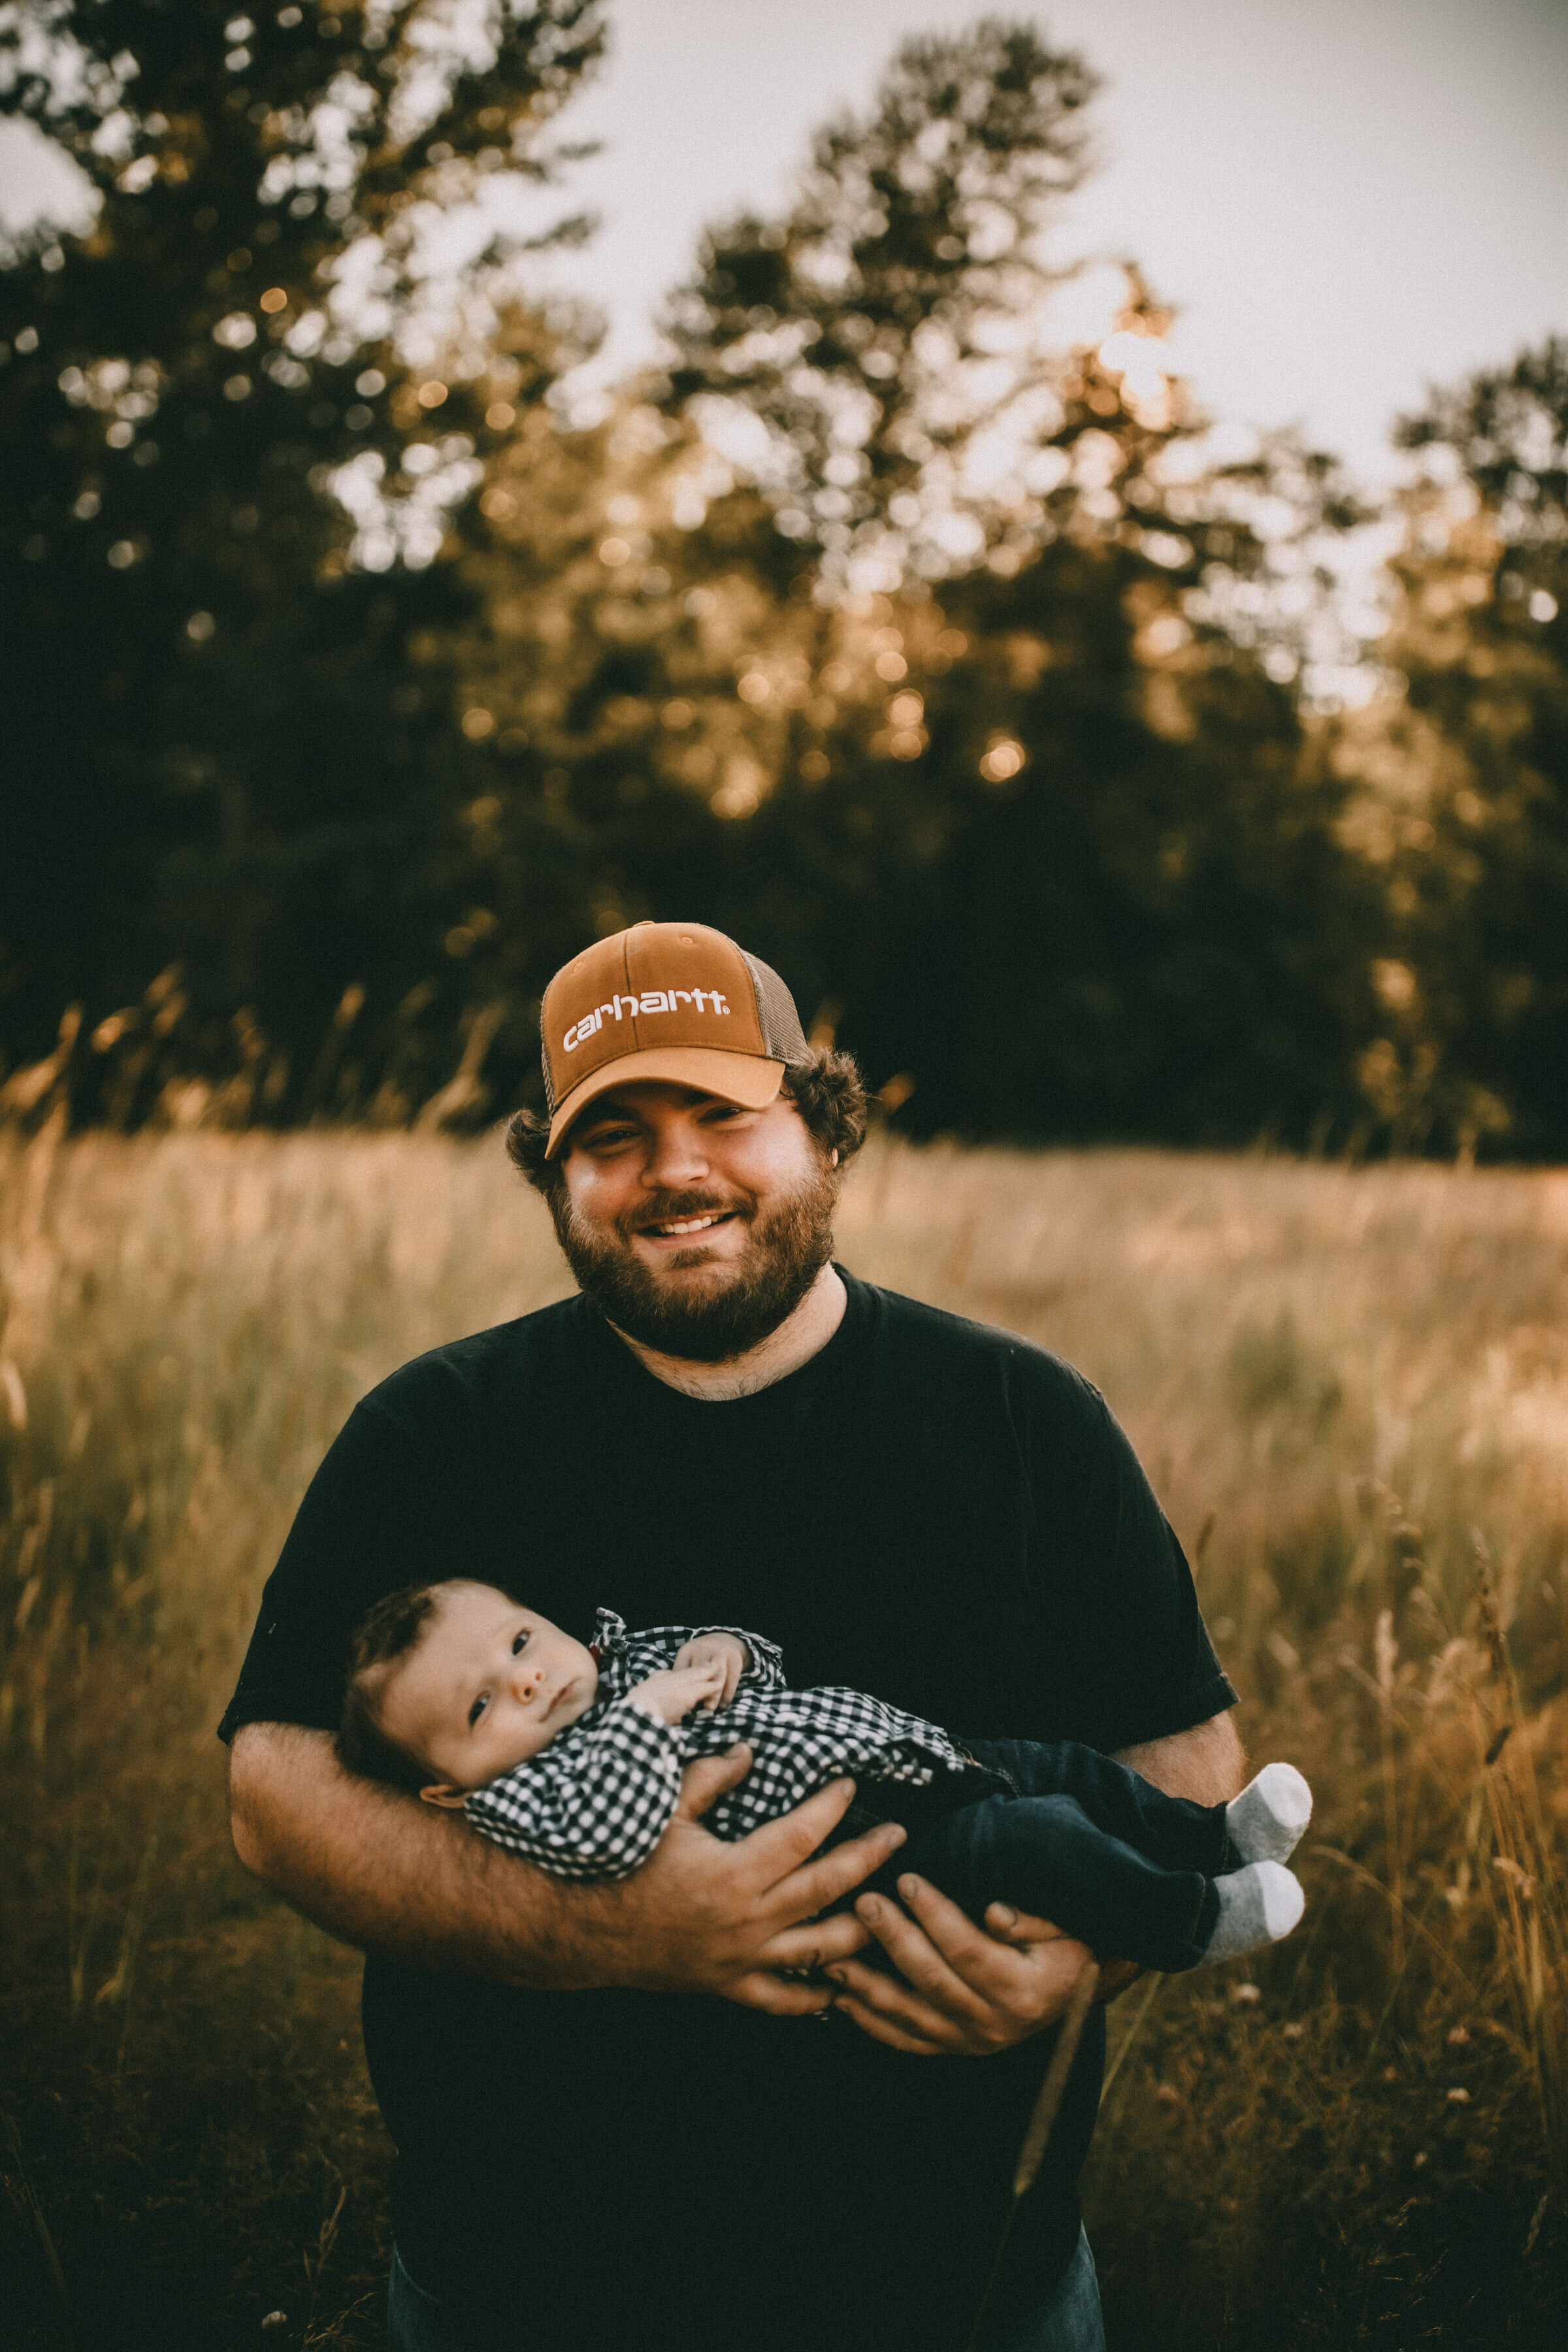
[{"x1": 419, "y1": 1782, "x2": 468, "y2": 1810}]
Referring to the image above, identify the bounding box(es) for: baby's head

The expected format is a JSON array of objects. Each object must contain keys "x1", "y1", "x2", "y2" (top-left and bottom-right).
[{"x1": 336, "y1": 1579, "x2": 600, "y2": 1805}]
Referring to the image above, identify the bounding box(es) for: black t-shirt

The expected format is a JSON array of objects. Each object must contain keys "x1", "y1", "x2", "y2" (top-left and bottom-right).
[{"x1": 220, "y1": 1270, "x2": 1234, "y2": 2352}]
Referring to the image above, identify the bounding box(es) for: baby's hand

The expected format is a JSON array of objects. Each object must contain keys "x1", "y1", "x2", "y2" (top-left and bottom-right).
[
  {"x1": 627, "y1": 1659, "x2": 728, "y2": 1727},
  {"x1": 672, "y1": 1632, "x2": 749, "y2": 1708}
]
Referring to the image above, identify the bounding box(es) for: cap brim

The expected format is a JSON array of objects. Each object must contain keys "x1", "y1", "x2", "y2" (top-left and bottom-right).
[{"x1": 546, "y1": 1048, "x2": 786, "y2": 1156}]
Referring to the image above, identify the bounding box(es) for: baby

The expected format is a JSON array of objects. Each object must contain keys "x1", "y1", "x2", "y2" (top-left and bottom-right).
[{"x1": 336, "y1": 1578, "x2": 1311, "y2": 1974}]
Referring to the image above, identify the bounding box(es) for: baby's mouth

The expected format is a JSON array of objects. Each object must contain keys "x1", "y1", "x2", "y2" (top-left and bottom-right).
[{"x1": 547, "y1": 1671, "x2": 595, "y2": 1723}]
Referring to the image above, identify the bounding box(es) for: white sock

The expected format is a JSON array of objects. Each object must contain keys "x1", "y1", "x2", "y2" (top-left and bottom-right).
[
  {"x1": 1226, "y1": 1763, "x2": 1313, "y2": 1865},
  {"x1": 1203, "y1": 1862, "x2": 1305, "y2": 1962}
]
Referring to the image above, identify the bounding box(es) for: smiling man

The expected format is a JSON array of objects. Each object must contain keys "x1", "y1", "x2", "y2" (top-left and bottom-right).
[{"x1": 222, "y1": 919, "x2": 1241, "y2": 2352}]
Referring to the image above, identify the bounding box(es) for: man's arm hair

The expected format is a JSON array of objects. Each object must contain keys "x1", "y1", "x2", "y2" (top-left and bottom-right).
[
  {"x1": 1081, "y1": 1708, "x2": 1247, "y2": 2005},
  {"x1": 228, "y1": 1723, "x2": 602, "y2": 1982},
  {"x1": 1111, "y1": 1708, "x2": 1246, "y2": 1806},
  {"x1": 226, "y1": 1718, "x2": 906, "y2": 2004}
]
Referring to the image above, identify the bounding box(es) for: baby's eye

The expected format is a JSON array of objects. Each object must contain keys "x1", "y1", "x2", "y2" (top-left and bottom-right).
[
  {"x1": 468, "y1": 1692, "x2": 489, "y2": 1728},
  {"x1": 512, "y1": 1629, "x2": 530, "y2": 1656}
]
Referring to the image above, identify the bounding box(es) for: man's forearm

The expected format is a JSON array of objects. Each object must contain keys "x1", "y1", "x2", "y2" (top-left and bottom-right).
[
  {"x1": 227, "y1": 1720, "x2": 897, "y2": 2008},
  {"x1": 227, "y1": 1721, "x2": 610, "y2": 1985},
  {"x1": 1113, "y1": 1708, "x2": 1247, "y2": 1806},
  {"x1": 1091, "y1": 1710, "x2": 1246, "y2": 2002}
]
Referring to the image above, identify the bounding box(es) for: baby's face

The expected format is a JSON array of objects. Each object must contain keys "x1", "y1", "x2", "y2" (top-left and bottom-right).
[{"x1": 375, "y1": 1582, "x2": 600, "y2": 1796}]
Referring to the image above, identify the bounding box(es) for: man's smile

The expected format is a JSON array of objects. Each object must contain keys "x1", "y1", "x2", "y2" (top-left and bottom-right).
[{"x1": 633, "y1": 1207, "x2": 745, "y2": 1250}]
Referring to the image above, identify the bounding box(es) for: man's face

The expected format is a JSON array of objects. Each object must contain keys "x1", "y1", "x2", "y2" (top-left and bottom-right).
[
  {"x1": 372, "y1": 1582, "x2": 600, "y2": 1796},
  {"x1": 551, "y1": 1081, "x2": 840, "y2": 1363}
]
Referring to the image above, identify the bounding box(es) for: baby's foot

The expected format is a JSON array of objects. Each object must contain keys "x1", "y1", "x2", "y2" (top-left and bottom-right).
[
  {"x1": 1226, "y1": 1763, "x2": 1312, "y2": 1865},
  {"x1": 1204, "y1": 1861, "x2": 1305, "y2": 1962}
]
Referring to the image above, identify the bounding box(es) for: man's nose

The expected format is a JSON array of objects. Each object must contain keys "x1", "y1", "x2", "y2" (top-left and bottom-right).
[{"x1": 640, "y1": 1120, "x2": 710, "y2": 1187}]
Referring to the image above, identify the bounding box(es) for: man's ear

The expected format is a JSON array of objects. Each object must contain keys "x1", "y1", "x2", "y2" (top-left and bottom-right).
[{"x1": 419, "y1": 1782, "x2": 468, "y2": 1810}]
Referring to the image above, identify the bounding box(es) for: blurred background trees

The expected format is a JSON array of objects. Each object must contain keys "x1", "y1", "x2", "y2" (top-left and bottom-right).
[
  {"x1": 0, "y1": 0, "x2": 604, "y2": 1121},
  {"x1": 1, "y1": 5, "x2": 1563, "y2": 1156},
  {"x1": 1326, "y1": 342, "x2": 1568, "y2": 1160}
]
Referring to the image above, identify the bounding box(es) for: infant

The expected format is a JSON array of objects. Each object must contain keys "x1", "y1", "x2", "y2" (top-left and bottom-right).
[{"x1": 336, "y1": 1578, "x2": 1311, "y2": 1974}]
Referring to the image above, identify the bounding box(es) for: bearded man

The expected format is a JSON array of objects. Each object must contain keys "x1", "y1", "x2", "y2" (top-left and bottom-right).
[{"x1": 223, "y1": 920, "x2": 1241, "y2": 2352}]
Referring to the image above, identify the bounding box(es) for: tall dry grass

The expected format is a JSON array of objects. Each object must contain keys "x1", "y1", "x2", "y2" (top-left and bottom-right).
[{"x1": 1, "y1": 1122, "x2": 1563, "y2": 2349}]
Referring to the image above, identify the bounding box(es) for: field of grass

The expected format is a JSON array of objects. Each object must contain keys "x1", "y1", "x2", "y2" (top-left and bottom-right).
[{"x1": 1, "y1": 1120, "x2": 1564, "y2": 2349}]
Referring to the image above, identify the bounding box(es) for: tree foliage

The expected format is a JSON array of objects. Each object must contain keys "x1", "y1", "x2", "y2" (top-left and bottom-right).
[
  {"x1": 1332, "y1": 340, "x2": 1568, "y2": 1156},
  {"x1": 1, "y1": 9, "x2": 1558, "y2": 1157},
  {"x1": 1, "y1": 0, "x2": 602, "y2": 1122},
  {"x1": 438, "y1": 20, "x2": 1380, "y2": 1144},
  {"x1": 662, "y1": 19, "x2": 1099, "y2": 595}
]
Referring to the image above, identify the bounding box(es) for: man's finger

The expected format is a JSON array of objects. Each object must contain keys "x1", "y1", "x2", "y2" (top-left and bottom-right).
[
  {"x1": 723, "y1": 1969, "x2": 836, "y2": 2018},
  {"x1": 829, "y1": 1971, "x2": 958, "y2": 2053},
  {"x1": 730, "y1": 1774, "x2": 857, "y2": 1880},
  {"x1": 885, "y1": 1876, "x2": 1089, "y2": 2008},
  {"x1": 983, "y1": 1901, "x2": 1072, "y2": 1947},
  {"x1": 732, "y1": 1778, "x2": 906, "y2": 1907},
  {"x1": 831, "y1": 1990, "x2": 946, "y2": 2055},
  {"x1": 855, "y1": 1881, "x2": 1016, "y2": 2012},
  {"x1": 847, "y1": 1891, "x2": 994, "y2": 2021},
  {"x1": 674, "y1": 1746, "x2": 753, "y2": 1821},
  {"x1": 762, "y1": 1816, "x2": 907, "y2": 1921},
  {"x1": 1086, "y1": 1955, "x2": 1143, "y2": 2003},
  {"x1": 755, "y1": 1909, "x2": 874, "y2": 1972}
]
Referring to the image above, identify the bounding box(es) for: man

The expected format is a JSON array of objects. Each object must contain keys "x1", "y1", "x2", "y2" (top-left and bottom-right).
[{"x1": 223, "y1": 919, "x2": 1242, "y2": 2352}]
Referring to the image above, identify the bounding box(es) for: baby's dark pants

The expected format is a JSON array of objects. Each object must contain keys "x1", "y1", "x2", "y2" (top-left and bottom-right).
[{"x1": 835, "y1": 1736, "x2": 1235, "y2": 1973}]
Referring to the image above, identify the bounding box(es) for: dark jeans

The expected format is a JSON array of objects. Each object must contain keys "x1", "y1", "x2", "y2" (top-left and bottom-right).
[
  {"x1": 387, "y1": 2229, "x2": 1104, "y2": 2351},
  {"x1": 843, "y1": 1733, "x2": 1233, "y2": 1973}
]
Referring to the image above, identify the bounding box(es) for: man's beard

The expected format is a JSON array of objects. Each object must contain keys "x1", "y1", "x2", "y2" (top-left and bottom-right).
[{"x1": 549, "y1": 1158, "x2": 841, "y2": 1364}]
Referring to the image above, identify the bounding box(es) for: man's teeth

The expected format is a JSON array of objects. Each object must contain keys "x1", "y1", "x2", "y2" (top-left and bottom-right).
[{"x1": 651, "y1": 1214, "x2": 725, "y2": 1235}]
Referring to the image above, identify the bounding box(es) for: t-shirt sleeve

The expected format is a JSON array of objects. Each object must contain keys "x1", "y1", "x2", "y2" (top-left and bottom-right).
[
  {"x1": 216, "y1": 1373, "x2": 479, "y2": 1744},
  {"x1": 1017, "y1": 1352, "x2": 1237, "y2": 1754}
]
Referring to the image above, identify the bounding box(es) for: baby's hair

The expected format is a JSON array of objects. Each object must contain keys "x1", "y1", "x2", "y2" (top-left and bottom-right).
[{"x1": 336, "y1": 1582, "x2": 444, "y2": 1795}]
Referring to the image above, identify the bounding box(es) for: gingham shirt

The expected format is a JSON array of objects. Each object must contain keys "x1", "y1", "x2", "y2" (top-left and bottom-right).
[{"x1": 463, "y1": 1608, "x2": 972, "y2": 1880}]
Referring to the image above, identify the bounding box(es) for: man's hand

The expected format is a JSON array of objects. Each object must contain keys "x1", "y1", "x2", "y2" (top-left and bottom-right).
[
  {"x1": 827, "y1": 1710, "x2": 1246, "y2": 2055},
  {"x1": 826, "y1": 1877, "x2": 1096, "y2": 2055},
  {"x1": 228, "y1": 1724, "x2": 904, "y2": 2014},
  {"x1": 627, "y1": 1659, "x2": 727, "y2": 1723},
  {"x1": 584, "y1": 1746, "x2": 904, "y2": 2014},
  {"x1": 672, "y1": 1631, "x2": 748, "y2": 1707}
]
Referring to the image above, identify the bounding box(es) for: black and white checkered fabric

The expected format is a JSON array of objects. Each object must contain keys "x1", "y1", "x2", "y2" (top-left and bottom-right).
[{"x1": 463, "y1": 1608, "x2": 971, "y2": 1881}]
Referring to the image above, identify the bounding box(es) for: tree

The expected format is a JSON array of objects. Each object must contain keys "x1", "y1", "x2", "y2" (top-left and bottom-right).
[
  {"x1": 450, "y1": 18, "x2": 1380, "y2": 1145},
  {"x1": 0, "y1": 0, "x2": 602, "y2": 1122},
  {"x1": 661, "y1": 17, "x2": 1099, "y2": 598},
  {"x1": 1333, "y1": 339, "x2": 1568, "y2": 1157}
]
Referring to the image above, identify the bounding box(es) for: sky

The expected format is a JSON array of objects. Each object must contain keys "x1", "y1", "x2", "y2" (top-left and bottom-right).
[
  {"x1": 553, "y1": 0, "x2": 1568, "y2": 485},
  {"x1": 1, "y1": 0, "x2": 1564, "y2": 485}
]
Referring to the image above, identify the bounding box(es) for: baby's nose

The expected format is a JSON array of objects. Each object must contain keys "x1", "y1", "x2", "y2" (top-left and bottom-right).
[{"x1": 512, "y1": 1660, "x2": 546, "y2": 1699}]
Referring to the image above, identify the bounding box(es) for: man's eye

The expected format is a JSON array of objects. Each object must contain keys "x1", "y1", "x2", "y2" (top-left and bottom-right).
[
  {"x1": 512, "y1": 1629, "x2": 530, "y2": 1655},
  {"x1": 468, "y1": 1693, "x2": 489, "y2": 1728}
]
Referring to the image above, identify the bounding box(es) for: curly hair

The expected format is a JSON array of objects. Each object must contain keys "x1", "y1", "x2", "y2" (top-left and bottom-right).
[
  {"x1": 504, "y1": 1045, "x2": 868, "y2": 1198},
  {"x1": 335, "y1": 1582, "x2": 442, "y2": 1794}
]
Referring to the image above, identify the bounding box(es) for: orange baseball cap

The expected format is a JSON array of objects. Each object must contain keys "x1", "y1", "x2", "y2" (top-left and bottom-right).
[{"x1": 539, "y1": 920, "x2": 811, "y2": 1155}]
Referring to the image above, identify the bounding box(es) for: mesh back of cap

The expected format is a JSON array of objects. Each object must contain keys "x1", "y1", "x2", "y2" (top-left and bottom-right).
[{"x1": 742, "y1": 952, "x2": 810, "y2": 1065}]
